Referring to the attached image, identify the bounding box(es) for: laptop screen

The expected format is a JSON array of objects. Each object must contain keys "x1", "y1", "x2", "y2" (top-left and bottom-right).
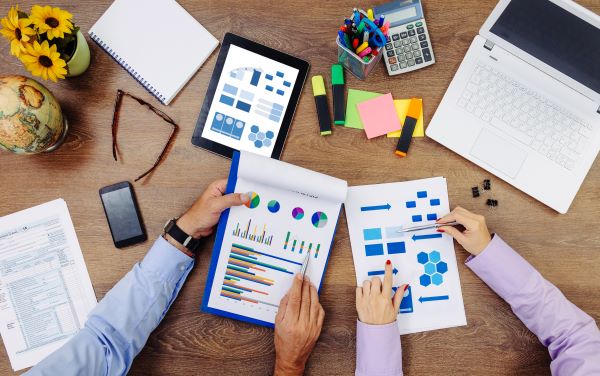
[{"x1": 490, "y1": 0, "x2": 600, "y2": 94}]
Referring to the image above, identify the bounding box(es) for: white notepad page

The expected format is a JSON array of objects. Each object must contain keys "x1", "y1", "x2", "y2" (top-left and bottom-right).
[{"x1": 89, "y1": 0, "x2": 218, "y2": 104}]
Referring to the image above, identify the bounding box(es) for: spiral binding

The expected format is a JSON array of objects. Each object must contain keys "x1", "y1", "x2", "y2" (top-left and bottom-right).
[{"x1": 89, "y1": 32, "x2": 167, "y2": 104}]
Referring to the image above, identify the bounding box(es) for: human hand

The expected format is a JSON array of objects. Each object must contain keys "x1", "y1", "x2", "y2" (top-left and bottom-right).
[
  {"x1": 274, "y1": 274, "x2": 324, "y2": 376},
  {"x1": 176, "y1": 179, "x2": 249, "y2": 239},
  {"x1": 436, "y1": 206, "x2": 492, "y2": 256},
  {"x1": 356, "y1": 260, "x2": 407, "y2": 325}
]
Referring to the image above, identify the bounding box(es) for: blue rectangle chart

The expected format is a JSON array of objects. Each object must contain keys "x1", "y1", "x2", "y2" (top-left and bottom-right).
[
  {"x1": 363, "y1": 228, "x2": 382, "y2": 241},
  {"x1": 387, "y1": 242, "x2": 406, "y2": 254},
  {"x1": 399, "y1": 285, "x2": 414, "y2": 314},
  {"x1": 250, "y1": 70, "x2": 261, "y2": 86},
  {"x1": 211, "y1": 112, "x2": 245, "y2": 140},
  {"x1": 365, "y1": 244, "x2": 384, "y2": 256},
  {"x1": 255, "y1": 99, "x2": 284, "y2": 123}
]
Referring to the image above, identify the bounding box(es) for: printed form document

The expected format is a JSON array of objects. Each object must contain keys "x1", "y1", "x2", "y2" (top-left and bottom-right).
[{"x1": 0, "y1": 199, "x2": 97, "y2": 371}]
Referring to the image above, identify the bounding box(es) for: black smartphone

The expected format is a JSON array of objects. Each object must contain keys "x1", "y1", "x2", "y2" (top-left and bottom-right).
[{"x1": 99, "y1": 181, "x2": 147, "y2": 248}]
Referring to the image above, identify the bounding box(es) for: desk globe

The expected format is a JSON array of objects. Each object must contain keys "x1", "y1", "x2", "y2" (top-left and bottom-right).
[{"x1": 0, "y1": 75, "x2": 68, "y2": 154}]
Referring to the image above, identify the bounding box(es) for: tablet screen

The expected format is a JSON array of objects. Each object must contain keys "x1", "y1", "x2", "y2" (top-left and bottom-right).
[{"x1": 200, "y1": 45, "x2": 300, "y2": 157}]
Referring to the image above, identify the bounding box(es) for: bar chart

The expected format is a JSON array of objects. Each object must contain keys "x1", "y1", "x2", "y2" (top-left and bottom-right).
[
  {"x1": 232, "y1": 219, "x2": 273, "y2": 246},
  {"x1": 283, "y1": 231, "x2": 321, "y2": 258}
]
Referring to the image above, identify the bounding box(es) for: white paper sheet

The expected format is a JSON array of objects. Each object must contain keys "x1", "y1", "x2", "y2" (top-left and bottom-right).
[
  {"x1": 345, "y1": 177, "x2": 467, "y2": 334},
  {"x1": 205, "y1": 151, "x2": 347, "y2": 325},
  {"x1": 0, "y1": 199, "x2": 97, "y2": 371}
]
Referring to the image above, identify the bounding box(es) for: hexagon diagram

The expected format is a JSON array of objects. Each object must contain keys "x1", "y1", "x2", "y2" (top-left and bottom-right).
[
  {"x1": 418, "y1": 250, "x2": 448, "y2": 287},
  {"x1": 248, "y1": 126, "x2": 275, "y2": 149}
]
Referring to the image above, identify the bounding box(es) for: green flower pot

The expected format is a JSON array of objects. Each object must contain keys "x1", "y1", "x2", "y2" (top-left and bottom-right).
[{"x1": 66, "y1": 30, "x2": 90, "y2": 77}]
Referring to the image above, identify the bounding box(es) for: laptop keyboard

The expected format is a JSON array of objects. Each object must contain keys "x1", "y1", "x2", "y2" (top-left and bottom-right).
[{"x1": 458, "y1": 62, "x2": 594, "y2": 171}]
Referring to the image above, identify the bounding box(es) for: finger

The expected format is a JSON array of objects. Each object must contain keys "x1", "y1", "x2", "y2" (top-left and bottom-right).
[
  {"x1": 299, "y1": 276, "x2": 311, "y2": 322},
  {"x1": 208, "y1": 179, "x2": 228, "y2": 196},
  {"x1": 276, "y1": 294, "x2": 289, "y2": 323},
  {"x1": 393, "y1": 284, "x2": 408, "y2": 314},
  {"x1": 362, "y1": 279, "x2": 371, "y2": 297},
  {"x1": 439, "y1": 224, "x2": 468, "y2": 244},
  {"x1": 286, "y1": 273, "x2": 303, "y2": 320},
  {"x1": 382, "y1": 260, "x2": 393, "y2": 297},
  {"x1": 211, "y1": 192, "x2": 249, "y2": 213},
  {"x1": 309, "y1": 283, "x2": 320, "y2": 322},
  {"x1": 317, "y1": 306, "x2": 325, "y2": 331},
  {"x1": 437, "y1": 209, "x2": 477, "y2": 229},
  {"x1": 370, "y1": 276, "x2": 382, "y2": 294}
]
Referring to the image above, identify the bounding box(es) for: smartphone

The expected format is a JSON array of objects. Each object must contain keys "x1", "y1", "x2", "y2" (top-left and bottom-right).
[{"x1": 99, "y1": 181, "x2": 147, "y2": 248}]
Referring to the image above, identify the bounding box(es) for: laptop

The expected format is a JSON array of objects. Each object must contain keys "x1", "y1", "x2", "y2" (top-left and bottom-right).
[{"x1": 426, "y1": 0, "x2": 600, "y2": 213}]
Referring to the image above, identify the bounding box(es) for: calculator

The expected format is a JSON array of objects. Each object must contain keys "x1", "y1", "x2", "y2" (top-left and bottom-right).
[{"x1": 374, "y1": 0, "x2": 435, "y2": 75}]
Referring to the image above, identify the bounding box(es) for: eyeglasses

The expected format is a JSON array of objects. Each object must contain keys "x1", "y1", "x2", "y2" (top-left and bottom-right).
[{"x1": 111, "y1": 90, "x2": 179, "y2": 182}]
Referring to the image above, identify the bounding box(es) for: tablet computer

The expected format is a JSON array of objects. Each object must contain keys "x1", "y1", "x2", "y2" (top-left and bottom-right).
[{"x1": 191, "y1": 33, "x2": 310, "y2": 159}]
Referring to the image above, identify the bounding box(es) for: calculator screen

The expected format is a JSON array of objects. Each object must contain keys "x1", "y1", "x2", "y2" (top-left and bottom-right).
[
  {"x1": 387, "y1": 6, "x2": 418, "y2": 25},
  {"x1": 490, "y1": 0, "x2": 600, "y2": 93}
]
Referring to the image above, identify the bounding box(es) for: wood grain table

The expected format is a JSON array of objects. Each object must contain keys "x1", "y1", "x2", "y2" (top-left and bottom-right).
[{"x1": 1, "y1": 1, "x2": 599, "y2": 375}]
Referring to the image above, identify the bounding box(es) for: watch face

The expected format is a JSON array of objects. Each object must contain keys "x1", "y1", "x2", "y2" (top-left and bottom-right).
[{"x1": 164, "y1": 219, "x2": 176, "y2": 233}]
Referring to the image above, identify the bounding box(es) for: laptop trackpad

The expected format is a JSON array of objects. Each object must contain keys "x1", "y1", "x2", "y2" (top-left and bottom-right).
[{"x1": 470, "y1": 128, "x2": 527, "y2": 179}]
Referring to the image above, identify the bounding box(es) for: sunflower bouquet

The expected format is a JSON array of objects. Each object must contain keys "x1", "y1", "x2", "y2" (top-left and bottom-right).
[{"x1": 1, "y1": 5, "x2": 79, "y2": 81}]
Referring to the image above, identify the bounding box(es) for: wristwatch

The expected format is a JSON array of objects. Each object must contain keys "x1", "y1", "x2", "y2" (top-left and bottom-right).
[{"x1": 163, "y1": 218, "x2": 201, "y2": 254}]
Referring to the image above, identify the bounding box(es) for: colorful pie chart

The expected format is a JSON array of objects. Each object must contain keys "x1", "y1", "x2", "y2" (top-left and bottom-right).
[
  {"x1": 267, "y1": 200, "x2": 280, "y2": 213},
  {"x1": 292, "y1": 207, "x2": 304, "y2": 220},
  {"x1": 311, "y1": 211, "x2": 328, "y2": 228},
  {"x1": 244, "y1": 192, "x2": 260, "y2": 209}
]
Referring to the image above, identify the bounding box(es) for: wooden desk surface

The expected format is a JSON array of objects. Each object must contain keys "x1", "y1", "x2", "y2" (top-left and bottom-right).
[{"x1": 1, "y1": 1, "x2": 599, "y2": 374}]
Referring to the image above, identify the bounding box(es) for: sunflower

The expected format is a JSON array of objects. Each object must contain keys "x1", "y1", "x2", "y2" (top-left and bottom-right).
[
  {"x1": 20, "y1": 40, "x2": 67, "y2": 82},
  {"x1": 29, "y1": 5, "x2": 73, "y2": 40},
  {"x1": 0, "y1": 5, "x2": 36, "y2": 57}
]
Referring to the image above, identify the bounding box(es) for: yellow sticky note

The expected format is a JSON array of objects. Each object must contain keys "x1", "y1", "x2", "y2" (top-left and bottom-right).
[{"x1": 387, "y1": 99, "x2": 424, "y2": 137}]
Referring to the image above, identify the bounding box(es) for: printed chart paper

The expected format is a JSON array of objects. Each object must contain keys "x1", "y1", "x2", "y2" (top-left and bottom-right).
[
  {"x1": 0, "y1": 199, "x2": 97, "y2": 371},
  {"x1": 203, "y1": 151, "x2": 347, "y2": 327},
  {"x1": 201, "y1": 45, "x2": 300, "y2": 156},
  {"x1": 345, "y1": 177, "x2": 466, "y2": 334}
]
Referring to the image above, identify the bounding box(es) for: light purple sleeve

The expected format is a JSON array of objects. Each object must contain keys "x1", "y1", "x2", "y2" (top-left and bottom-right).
[
  {"x1": 355, "y1": 320, "x2": 403, "y2": 376},
  {"x1": 466, "y1": 235, "x2": 600, "y2": 375}
]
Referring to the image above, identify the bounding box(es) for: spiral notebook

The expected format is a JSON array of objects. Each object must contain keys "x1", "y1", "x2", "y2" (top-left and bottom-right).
[{"x1": 89, "y1": 0, "x2": 218, "y2": 105}]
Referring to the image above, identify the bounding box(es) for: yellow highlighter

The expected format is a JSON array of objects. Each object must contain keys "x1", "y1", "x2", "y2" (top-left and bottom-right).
[{"x1": 311, "y1": 75, "x2": 332, "y2": 136}]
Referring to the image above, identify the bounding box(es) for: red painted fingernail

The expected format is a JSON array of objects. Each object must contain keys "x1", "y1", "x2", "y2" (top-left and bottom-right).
[
  {"x1": 436, "y1": 218, "x2": 441, "y2": 222},
  {"x1": 403, "y1": 285, "x2": 409, "y2": 292},
  {"x1": 437, "y1": 229, "x2": 445, "y2": 233},
  {"x1": 386, "y1": 259, "x2": 391, "y2": 265}
]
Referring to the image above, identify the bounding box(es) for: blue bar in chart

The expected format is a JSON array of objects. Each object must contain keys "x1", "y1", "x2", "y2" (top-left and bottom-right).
[
  {"x1": 219, "y1": 95, "x2": 235, "y2": 106},
  {"x1": 223, "y1": 84, "x2": 238, "y2": 96},
  {"x1": 417, "y1": 191, "x2": 427, "y2": 198},
  {"x1": 387, "y1": 241, "x2": 406, "y2": 254},
  {"x1": 363, "y1": 228, "x2": 382, "y2": 241},
  {"x1": 365, "y1": 244, "x2": 384, "y2": 256},
  {"x1": 255, "y1": 99, "x2": 284, "y2": 123},
  {"x1": 211, "y1": 112, "x2": 245, "y2": 140},
  {"x1": 250, "y1": 69, "x2": 261, "y2": 86}
]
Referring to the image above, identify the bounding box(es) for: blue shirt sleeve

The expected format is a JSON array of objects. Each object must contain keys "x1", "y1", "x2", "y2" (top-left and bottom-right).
[{"x1": 25, "y1": 236, "x2": 195, "y2": 376}]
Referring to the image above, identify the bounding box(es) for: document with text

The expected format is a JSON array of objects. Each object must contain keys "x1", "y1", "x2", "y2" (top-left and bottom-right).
[{"x1": 0, "y1": 199, "x2": 97, "y2": 371}]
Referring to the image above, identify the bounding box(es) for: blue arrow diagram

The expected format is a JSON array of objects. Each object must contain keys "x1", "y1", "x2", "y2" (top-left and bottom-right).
[
  {"x1": 360, "y1": 203, "x2": 391, "y2": 212},
  {"x1": 412, "y1": 233, "x2": 443, "y2": 241},
  {"x1": 367, "y1": 268, "x2": 398, "y2": 276},
  {"x1": 418, "y1": 295, "x2": 449, "y2": 303}
]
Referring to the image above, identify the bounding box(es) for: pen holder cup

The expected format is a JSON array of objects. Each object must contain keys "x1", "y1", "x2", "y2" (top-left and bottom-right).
[{"x1": 337, "y1": 36, "x2": 383, "y2": 80}]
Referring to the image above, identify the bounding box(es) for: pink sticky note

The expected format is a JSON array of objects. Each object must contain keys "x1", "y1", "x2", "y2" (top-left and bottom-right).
[{"x1": 357, "y1": 93, "x2": 402, "y2": 139}]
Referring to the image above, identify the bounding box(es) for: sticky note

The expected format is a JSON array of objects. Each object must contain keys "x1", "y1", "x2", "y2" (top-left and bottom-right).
[
  {"x1": 387, "y1": 99, "x2": 424, "y2": 137},
  {"x1": 344, "y1": 89, "x2": 382, "y2": 129},
  {"x1": 357, "y1": 93, "x2": 401, "y2": 139}
]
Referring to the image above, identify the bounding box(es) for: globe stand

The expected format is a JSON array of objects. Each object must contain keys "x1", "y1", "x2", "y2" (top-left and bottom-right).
[{"x1": 44, "y1": 117, "x2": 69, "y2": 153}]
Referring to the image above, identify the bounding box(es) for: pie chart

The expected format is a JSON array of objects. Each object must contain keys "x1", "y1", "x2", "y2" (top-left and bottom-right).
[
  {"x1": 292, "y1": 207, "x2": 304, "y2": 220},
  {"x1": 311, "y1": 211, "x2": 328, "y2": 228},
  {"x1": 267, "y1": 200, "x2": 280, "y2": 213},
  {"x1": 244, "y1": 192, "x2": 260, "y2": 209}
]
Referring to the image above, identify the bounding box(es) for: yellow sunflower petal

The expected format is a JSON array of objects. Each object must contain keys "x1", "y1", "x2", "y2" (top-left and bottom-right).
[
  {"x1": 54, "y1": 58, "x2": 66, "y2": 68},
  {"x1": 32, "y1": 64, "x2": 43, "y2": 77},
  {"x1": 8, "y1": 7, "x2": 18, "y2": 26},
  {"x1": 10, "y1": 40, "x2": 21, "y2": 56},
  {"x1": 47, "y1": 68, "x2": 57, "y2": 82},
  {"x1": 20, "y1": 54, "x2": 37, "y2": 63}
]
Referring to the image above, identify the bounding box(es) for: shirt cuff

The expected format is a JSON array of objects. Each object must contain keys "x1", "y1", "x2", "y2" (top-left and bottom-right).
[
  {"x1": 356, "y1": 320, "x2": 403, "y2": 376},
  {"x1": 140, "y1": 236, "x2": 194, "y2": 285},
  {"x1": 465, "y1": 234, "x2": 536, "y2": 300}
]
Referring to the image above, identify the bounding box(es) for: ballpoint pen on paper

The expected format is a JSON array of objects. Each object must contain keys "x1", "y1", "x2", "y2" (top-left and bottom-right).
[
  {"x1": 300, "y1": 251, "x2": 310, "y2": 277},
  {"x1": 397, "y1": 221, "x2": 460, "y2": 233}
]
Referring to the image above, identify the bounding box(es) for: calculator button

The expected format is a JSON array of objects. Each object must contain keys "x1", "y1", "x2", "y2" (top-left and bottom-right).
[
  {"x1": 390, "y1": 64, "x2": 399, "y2": 71},
  {"x1": 392, "y1": 34, "x2": 400, "y2": 41},
  {"x1": 415, "y1": 57, "x2": 423, "y2": 64},
  {"x1": 398, "y1": 53, "x2": 405, "y2": 61},
  {"x1": 389, "y1": 57, "x2": 397, "y2": 64},
  {"x1": 416, "y1": 21, "x2": 423, "y2": 27},
  {"x1": 385, "y1": 43, "x2": 393, "y2": 50},
  {"x1": 400, "y1": 61, "x2": 408, "y2": 69},
  {"x1": 413, "y1": 50, "x2": 422, "y2": 57},
  {"x1": 408, "y1": 59, "x2": 415, "y2": 66},
  {"x1": 407, "y1": 24, "x2": 414, "y2": 30},
  {"x1": 422, "y1": 48, "x2": 432, "y2": 62},
  {"x1": 386, "y1": 36, "x2": 391, "y2": 42},
  {"x1": 393, "y1": 41, "x2": 401, "y2": 48},
  {"x1": 417, "y1": 27, "x2": 425, "y2": 34},
  {"x1": 420, "y1": 41, "x2": 429, "y2": 48},
  {"x1": 403, "y1": 39, "x2": 410, "y2": 46},
  {"x1": 409, "y1": 36, "x2": 417, "y2": 43},
  {"x1": 395, "y1": 48, "x2": 403, "y2": 55},
  {"x1": 400, "y1": 32, "x2": 408, "y2": 39},
  {"x1": 403, "y1": 46, "x2": 411, "y2": 53},
  {"x1": 412, "y1": 43, "x2": 419, "y2": 50},
  {"x1": 408, "y1": 29, "x2": 416, "y2": 36},
  {"x1": 387, "y1": 50, "x2": 395, "y2": 57},
  {"x1": 405, "y1": 51, "x2": 413, "y2": 59},
  {"x1": 418, "y1": 34, "x2": 427, "y2": 41}
]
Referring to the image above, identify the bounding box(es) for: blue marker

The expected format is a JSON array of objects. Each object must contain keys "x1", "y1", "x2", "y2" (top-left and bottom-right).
[
  {"x1": 378, "y1": 15, "x2": 385, "y2": 26},
  {"x1": 338, "y1": 30, "x2": 347, "y2": 47}
]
